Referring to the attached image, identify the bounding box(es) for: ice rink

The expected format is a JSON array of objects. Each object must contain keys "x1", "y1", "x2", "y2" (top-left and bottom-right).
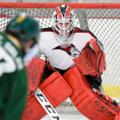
[
  {"x1": 42, "y1": 113, "x2": 89, "y2": 120},
  {"x1": 41, "y1": 105, "x2": 89, "y2": 120}
]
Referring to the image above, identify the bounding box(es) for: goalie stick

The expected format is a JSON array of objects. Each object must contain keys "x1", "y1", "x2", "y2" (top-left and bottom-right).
[{"x1": 34, "y1": 88, "x2": 64, "y2": 120}]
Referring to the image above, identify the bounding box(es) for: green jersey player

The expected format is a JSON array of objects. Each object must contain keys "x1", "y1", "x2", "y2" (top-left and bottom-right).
[{"x1": 0, "y1": 14, "x2": 39, "y2": 120}]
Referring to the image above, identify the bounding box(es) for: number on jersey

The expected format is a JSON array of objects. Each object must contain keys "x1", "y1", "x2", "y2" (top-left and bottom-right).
[{"x1": 0, "y1": 46, "x2": 16, "y2": 76}]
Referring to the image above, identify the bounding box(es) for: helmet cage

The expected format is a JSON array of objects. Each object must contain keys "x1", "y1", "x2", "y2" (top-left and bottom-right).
[
  {"x1": 52, "y1": 5, "x2": 75, "y2": 38},
  {"x1": 54, "y1": 18, "x2": 73, "y2": 37}
]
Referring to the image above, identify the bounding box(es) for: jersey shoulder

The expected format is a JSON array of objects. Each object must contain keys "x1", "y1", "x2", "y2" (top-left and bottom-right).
[
  {"x1": 0, "y1": 32, "x2": 24, "y2": 76},
  {"x1": 73, "y1": 27, "x2": 104, "y2": 51},
  {"x1": 72, "y1": 28, "x2": 98, "y2": 51},
  {"x1": 39, "y1": 28, "x2": 59, "y2": 52},
  {"x1": 73, "y1": 27, "x2": 97, "y2": 39},
  {"x1": 40, "y1": 27, "x2": 54, "y2": 36}
]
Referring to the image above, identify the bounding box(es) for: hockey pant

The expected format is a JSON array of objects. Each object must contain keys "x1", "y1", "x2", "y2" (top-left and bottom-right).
[
  {"x1": 63, "y1": 66, "x2": 120, "y2": 120},
  {"x1": 22, "y1": 71, "x2": 72, "y2": 120}
]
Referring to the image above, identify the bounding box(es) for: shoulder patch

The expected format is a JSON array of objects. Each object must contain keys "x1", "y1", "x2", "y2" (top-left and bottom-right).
[{"x1": 73, "y1": 28, "x2": 97, "y2": 40}]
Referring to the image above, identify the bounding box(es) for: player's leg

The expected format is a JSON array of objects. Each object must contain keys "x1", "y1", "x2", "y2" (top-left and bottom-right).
[
  {"x1": 63, "y1": 66, "x2": 120, "y2": 120},
  {"x1": 22, "y1": 70, "x2": 72, "y2": 120}
]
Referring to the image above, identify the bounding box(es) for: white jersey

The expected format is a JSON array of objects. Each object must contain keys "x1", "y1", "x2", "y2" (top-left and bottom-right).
[{"x1": 39, "y1": 28, "x2": 95, "y2": 70}]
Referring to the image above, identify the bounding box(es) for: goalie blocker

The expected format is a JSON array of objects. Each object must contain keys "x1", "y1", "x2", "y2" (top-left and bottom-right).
[
  {"x1": 63, "y1": 66, "x2": 120, "y2": 120},
  {"x1": 22, "y1": 57, "x2": 72, "y2": 120}
]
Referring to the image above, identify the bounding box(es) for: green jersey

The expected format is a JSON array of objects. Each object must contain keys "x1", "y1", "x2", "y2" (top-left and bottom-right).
[{"x1": 0, "y1": 32, "x2": 27, "y2": 120}]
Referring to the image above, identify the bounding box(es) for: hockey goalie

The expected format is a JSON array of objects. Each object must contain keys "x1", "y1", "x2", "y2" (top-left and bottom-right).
[{"x1": 22, "y1": 4, "x2": 120, "y2": 120}]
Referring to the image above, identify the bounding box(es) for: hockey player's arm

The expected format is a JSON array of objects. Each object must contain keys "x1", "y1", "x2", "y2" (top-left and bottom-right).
[
  {"x1": 0, "y1": 46, "x2": 16, "y2": 119},
  {"x1": 42, "y1": 49, "x2": 74, "y2": 70}
]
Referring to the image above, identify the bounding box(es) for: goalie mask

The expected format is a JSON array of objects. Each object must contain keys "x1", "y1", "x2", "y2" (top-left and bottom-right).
[{"x1": 52, "y1": 4, "x2": 75, "y2": 39}]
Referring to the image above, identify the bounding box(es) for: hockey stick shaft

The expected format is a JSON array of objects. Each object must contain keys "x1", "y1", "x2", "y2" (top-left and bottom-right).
[{"x1": 34, "y1": 88, "x2": 64, "y2": 120}]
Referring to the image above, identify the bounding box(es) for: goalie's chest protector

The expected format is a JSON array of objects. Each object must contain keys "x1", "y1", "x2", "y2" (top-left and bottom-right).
[
  {"x1": 39, "y1": 31, "x2": 94, "y2": 70},
  {"x1": 39, "y1": 31, "x2": 94, "y2": 52}
]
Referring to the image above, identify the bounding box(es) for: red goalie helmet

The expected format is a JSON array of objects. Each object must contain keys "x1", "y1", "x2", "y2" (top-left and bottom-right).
[{"x1": 52, "y1": 4, "x2": 75, "y2": 38}]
